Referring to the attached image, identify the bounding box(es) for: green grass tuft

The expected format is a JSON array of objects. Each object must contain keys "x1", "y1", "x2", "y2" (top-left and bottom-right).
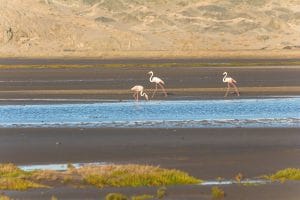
[
  {"x1": 131, "y1": 194, "x2": 154, "y2": 200},
  {"x1": 82, "y1": 165, "x2": 200, "y2": 188},
  {"x1": 211, "y1": 186, "x2": 225, "y2": 199},
  {"x1": 265, "y1": 168, "x2": 300, "y2": 182},
  {"x1": 157, "y1": 186, "x2": 167, "y2": 199},
  {"x1": 105, "y1": 193, "x2": 129, "y2": 200},
  {"x1": 0, "y1": 163, "x2": 30, "y2": 178},
  {"x1": 0, "y1": 195, "x2": 11, "y2": 200},
  {"x1": 0, "y1": 177, "x2": 46, "y2": 190},
  {"x1": 0, "y1": 163, "x2": 201, "y2": 191},
  {"x1": 51, "y1": 195, "x2": 58, "y2": 200},
  {"x1": 1, "y1": 61, "x2": 300, "y2": 69},
  {"x1": 0, "y1": 164, "x2": 47, "y2": 190}
]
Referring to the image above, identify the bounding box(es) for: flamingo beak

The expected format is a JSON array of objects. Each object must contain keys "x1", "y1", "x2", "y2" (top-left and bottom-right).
[
  {"x1": 223, "y1": 72, "x2": 226, "y2": 75},
  {"x1": 145, "y1": 94, "x2": 149, "y2": 101}
]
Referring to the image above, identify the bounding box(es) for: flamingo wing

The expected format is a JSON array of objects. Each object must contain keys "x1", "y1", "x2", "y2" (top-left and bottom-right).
[
  {"x1": 224, "y1": 77, "x2": 234, "y2": 83},
  {"x1": 152, "y1": 77, "x2": 165, "y2": 84},
  {"x1": 131, "y1": 85, "x2": 143, "y2": 91}
]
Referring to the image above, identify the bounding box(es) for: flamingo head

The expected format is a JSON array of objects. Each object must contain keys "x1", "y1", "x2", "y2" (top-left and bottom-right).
[
  {"x1": 148, "y1": 71, "x2": 153, "y2": 75},
  {"x1": 223, "y1": 72, "x2": 227, "y2": 76}
]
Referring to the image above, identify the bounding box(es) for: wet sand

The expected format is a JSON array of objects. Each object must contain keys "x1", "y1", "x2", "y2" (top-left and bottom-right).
[
  {"x1": 1, "y1": 128, "x2": 299, "y2": 178},
  {"x1": 0, "y1": 65, "x2": 299, "y2": 102}
]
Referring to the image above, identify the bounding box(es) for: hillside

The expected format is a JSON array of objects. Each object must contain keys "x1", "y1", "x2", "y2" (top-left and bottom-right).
[{"x1": 0, "y1": 0, "x2": 300, "y2": 57}]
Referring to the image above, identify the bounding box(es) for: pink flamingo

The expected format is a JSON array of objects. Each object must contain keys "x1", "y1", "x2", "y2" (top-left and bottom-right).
[
  {"x1": 131, "y1": 85, "x2": 149, "y2": 101},
  {"x1": 223, "y1": 72, "x2": 240, "y2": 97},
  {"x1": 148, "y1": 71, "x2": 167, "y2": 98}
]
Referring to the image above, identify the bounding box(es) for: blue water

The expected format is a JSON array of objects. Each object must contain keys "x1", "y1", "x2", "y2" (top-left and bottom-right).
[{"x1": 0, "y1": 97, "x2": 299, "y2": 128}]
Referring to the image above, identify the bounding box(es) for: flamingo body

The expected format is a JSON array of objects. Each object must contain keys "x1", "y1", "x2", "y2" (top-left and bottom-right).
[
  {"x1": 223, "y1": 72, "x2": 237, "y2": 83},
  {"x1": 150, "y1": 76, "x2": 165, "y2": 84},
  {"x1": 223, "y1": 77, "x2": 236, "y2": 84},
  {"x1": 222, "y1": 72, "x2": 240, "y2": 97},
  {"x1": 131, "y1": 85, "x2": 144, "y2": 92},
  {"x1": 148, "y1": 71, "x2": 167, "y2": 97},
  {"x1": 131, "y1": 85, "x2": 148, "y2": 101}
]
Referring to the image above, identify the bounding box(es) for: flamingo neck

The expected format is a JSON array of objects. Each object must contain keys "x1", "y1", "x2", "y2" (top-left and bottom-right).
[
  {"x1": 140, "y1": 91, "x2": 148, "y2": 100},
  {"x1": 223, "y1": 73, "x2": 227, "y2": 82},
  {"x1": 149, "y1": 72, "x2": 154, "y2": 82}
]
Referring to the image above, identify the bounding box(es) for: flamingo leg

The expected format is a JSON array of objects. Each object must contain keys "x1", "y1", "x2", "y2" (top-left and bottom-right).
[
  {"x1": 151, "y1": 84, "x2": 158, "y2": 98},
  {"x1": 158, "y1": 83, "x2": 168, "y2": 97},
  {"x1": 134, "y1": 92, "x2": 139, "y2": 101},
  {"x1": 133, "y1": 93, "x2": 136, "y2": 100},
  {"x1": 224, "y1": 83, "x2": 230, "y2": 97},
  {"x1": 232, "y1": 83, "x2": 240, "y2": 96}
]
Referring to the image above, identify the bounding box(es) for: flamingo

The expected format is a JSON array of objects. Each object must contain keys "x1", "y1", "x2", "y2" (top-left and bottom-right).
[
  {"x1": 148, "y1": 71, "x2": 167, "y2": 98},
  {"x1": 223, "y1": 72, "x2": 240, "y2": 97},
  {"x1": 131, "y1": 85, "x2": 149, "y2": 101}
]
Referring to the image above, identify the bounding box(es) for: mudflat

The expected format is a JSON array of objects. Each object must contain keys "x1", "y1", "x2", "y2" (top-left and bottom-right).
[
  {"x1": 0, "y1": 62, "x2": 299, "y2": 102},
  {"x1": 1, "y1": 128, "x2": 300, "y2": 178}
]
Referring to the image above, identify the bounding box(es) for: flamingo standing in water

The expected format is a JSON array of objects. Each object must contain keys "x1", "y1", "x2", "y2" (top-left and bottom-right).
[
  {"x1": 148, "y1": 71, "x2": 167, "y2": 98},
  {"x1": 131, "y1": 85, "x2": 149, "y2": 101},
  {"x1": 223, "y1": 72, "x2": 240, "y2": 97}
]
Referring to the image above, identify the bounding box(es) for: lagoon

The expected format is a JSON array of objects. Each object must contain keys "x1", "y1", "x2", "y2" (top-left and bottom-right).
[{"x1": 0, "y1": 97, "x2": 299, "y2": 128}]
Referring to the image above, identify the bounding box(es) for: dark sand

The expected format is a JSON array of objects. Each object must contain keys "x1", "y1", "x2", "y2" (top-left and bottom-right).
[
  {"x1": 0, "y1": 65, "x2": 299, "y2": 102},
  {"x1": 3, "y1": 182, "x2": 300, "y2": 200},
  {"x1": 1, "y1": 128, "x2": 300, "y2": 178}
]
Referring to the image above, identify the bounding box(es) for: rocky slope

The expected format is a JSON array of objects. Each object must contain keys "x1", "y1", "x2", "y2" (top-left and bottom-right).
[{"x1": 0, "y1": 0, "x2": 299, "y2": 57}]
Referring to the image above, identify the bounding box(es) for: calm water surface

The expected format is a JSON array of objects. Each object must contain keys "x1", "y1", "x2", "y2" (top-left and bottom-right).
[{"x1": 0, "y1": 97, "x2": 299, "y2": 128}]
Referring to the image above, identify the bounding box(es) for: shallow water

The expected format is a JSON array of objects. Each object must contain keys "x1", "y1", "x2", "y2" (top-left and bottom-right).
[
  {"x1": 200, "y1": 179, "x2": 271, "y2": 185},
  {"x1": 19, "y1": 162, "x2": 109, "y2": 171},
  {"x1": 0, "y1": 97, "x2": 299, "y2": 128}
]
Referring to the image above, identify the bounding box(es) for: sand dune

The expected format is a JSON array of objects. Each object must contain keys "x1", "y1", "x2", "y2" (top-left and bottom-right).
[{"x1": 0, "y1": 0, "x2": 300, "y2": 57}]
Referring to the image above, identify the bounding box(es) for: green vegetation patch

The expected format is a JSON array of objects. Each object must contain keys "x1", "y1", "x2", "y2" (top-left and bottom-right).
[
  {"x1": 131, "y1": 194, "x2": 154, "y2": 200},
  {"x1": 1, "y1": 60, "x2": 300, "y2": 69},
  {"x1": 0, "y1": 163, "x2": 200, "y2": 191},
  {"x1": 211, "y1": 186, "x2": 225, "y2": 199},
  {"x1": 0, "y1": 163, "x2": 30, "y2": 178},
  {"x1": 81, "y1": 164, "x2": 201, "y2": 188},
  {"x1": 156, "y1": 186, "x2": 167, "y2": 199},
  {"x1": 0, "y1": 163, "x2": 47, "y2": 190},
  {"x1": 0, "y1": 194, "x2": 12, "y2": 200},
  {"x1": 0, "y1": 177, "x2": 46, "y2": 190},
  {"x1": 265, "y1": 168, "x2": 300, "y2": 182},
  {"x1": 105, "y1": 188, "x2": 164, "y2": 200},
  {"x1": 105, "y1": 193, "x2": 129, "y2": 200}
]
